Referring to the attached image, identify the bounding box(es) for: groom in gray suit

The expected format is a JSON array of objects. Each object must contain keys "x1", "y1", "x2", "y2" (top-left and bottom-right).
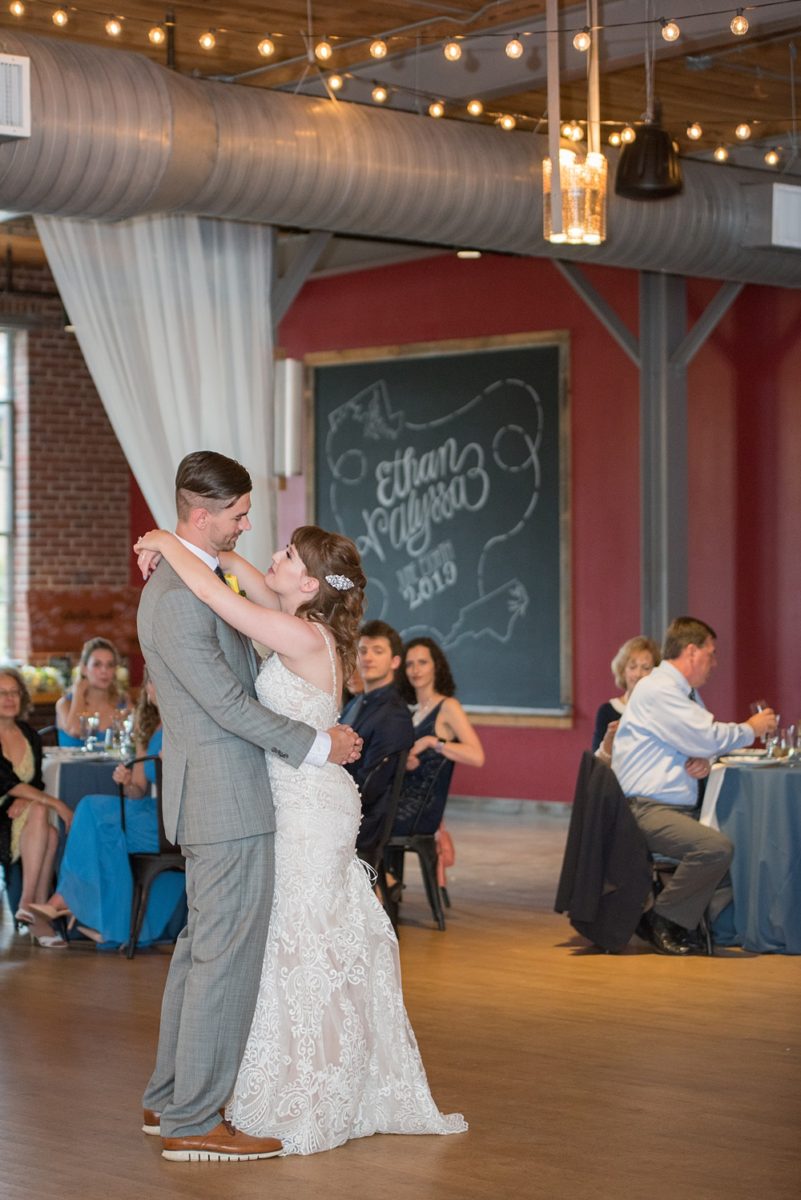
[{"x1": 138, "y1": 451, "x2": 360, "y2": 1162}]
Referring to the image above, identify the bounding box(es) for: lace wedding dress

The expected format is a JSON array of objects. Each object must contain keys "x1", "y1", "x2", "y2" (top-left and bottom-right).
[{"x1": 226, "y1": 627, "x2": 467, "y2": 1156}]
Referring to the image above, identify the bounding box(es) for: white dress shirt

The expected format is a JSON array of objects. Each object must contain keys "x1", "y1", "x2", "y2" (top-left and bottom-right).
[
  {"x1": 175, "y1": 535, "x2": 331, "y2": 766},
  {"x1": 612, "y1": 660, "x2": 754, "y2": 807}
]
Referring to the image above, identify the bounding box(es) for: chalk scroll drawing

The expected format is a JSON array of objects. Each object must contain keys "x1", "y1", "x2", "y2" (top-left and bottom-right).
[{"x1": 313, "y1": 339, "x2": 569, "y2": 715}]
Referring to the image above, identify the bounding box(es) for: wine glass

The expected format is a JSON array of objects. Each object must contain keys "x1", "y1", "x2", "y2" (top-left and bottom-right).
[{"x1": 83, "y1": 713, "x2": 100, "y2": 753}]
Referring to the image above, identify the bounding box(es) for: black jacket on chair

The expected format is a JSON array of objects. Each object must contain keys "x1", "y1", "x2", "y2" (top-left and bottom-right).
[{"x1": 555, "y1": 751, "x2": 652, "y2": 952}]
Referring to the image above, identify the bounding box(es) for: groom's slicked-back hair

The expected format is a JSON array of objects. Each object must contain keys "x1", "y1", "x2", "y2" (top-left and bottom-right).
[{"x1": 175, "y1": 451, "x2": 252, "y2": 520}]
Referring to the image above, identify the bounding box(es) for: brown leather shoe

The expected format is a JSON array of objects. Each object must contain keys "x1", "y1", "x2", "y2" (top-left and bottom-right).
[
  {"x1": 142, "y1": 1109, "x2": 160, "y2": 1136},
  {"x1": 162, "y1": 1119, "x2": 282, "y2": 1162}
]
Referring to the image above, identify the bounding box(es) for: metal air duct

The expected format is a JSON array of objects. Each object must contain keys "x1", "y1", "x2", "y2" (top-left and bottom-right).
[{"x1": 1, "y1": 32, "x2": 800, "y2": 288}]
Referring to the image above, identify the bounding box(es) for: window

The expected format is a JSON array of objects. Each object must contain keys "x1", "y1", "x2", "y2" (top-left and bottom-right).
[{"x1": 0, "y1": 329, "x2": 13, "y2": 657}]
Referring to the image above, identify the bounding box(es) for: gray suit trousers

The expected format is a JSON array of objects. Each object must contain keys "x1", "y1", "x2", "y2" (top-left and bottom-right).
[
  {"x1": 142, "y1": 832, "x2": 274, "y2": 1138},
  {"x1": 628, "y1": 797, "x2": 733, "y2": 929}
]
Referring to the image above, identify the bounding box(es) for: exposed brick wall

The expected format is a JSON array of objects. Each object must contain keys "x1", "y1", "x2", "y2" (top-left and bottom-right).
[{"x1": 2, "y1": 261, "x2": 138, "y2": 665}]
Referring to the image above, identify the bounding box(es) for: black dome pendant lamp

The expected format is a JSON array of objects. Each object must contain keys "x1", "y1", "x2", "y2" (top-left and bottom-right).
[
  {"x1": 614, "y1": 11, "x2": 683, "y2": 201},
  {"x1": 615, "y1": 102, "x2": 683, "y2": 199}
]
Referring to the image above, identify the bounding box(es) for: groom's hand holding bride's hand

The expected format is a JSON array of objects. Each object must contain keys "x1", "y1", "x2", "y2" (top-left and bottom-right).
[{"x1": 327, "y1": 724, "x2": 363, "y2": 766}]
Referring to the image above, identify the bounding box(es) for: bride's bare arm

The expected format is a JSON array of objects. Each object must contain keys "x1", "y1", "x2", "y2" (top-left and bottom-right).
[
  {"x1": 217, "y1": 550, "x2": 280, "y2": 610},
  {"x1": 134, "y1": 530, "x2": 321, "y2": 659}
]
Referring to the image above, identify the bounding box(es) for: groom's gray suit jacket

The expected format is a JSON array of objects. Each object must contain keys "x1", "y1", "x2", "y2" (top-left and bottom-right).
[{"x1": 137, "y1": 559, "x2": 315, "y2": 845}]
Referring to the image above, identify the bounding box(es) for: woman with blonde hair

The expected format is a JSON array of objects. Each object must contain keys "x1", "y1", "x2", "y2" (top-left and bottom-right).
[
  {"x1": 592, "y1": 635, "x2": 661, "y2": 763},
  {"x1": 133, "y1": 523, "x2": 466, "y2": 1155},
  {"x1": 55, "y1": 636, "x2": 130, "y2": 746},
  {"x1": 32, "y1": 670, "x2": 185, "y2": 948}
]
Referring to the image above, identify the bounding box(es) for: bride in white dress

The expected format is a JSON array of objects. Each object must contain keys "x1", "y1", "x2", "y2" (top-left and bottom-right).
[{"x1": 134, "y1": 523, "x2": 466, "y2": 1156}]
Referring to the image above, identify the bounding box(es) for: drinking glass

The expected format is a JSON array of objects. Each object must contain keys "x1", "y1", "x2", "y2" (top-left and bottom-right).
[{"x1": 83, "y1": 713, "x2": 100, "y2": 753}]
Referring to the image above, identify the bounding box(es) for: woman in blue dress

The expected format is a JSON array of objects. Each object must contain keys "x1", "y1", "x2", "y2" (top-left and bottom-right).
[
  {"x1": 55, "y1": 636, "x2": 131, "y2": 747},
  {"x1": 32, "y1": 672, "x2": 186, "y2": 948}
]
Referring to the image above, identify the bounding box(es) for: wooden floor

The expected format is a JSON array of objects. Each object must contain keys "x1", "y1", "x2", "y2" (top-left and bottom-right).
[{"x1": 1, "y1": 800, "x2": 799, "y2": 1200}]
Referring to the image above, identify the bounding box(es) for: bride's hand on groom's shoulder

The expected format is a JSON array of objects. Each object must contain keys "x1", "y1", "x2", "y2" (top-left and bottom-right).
[
  {"x1": 135, "y1": 547, "x2": 162, "y2": 580},
  {"x1": 327, "y1": 724, "x2": 363, "y2": 766}
]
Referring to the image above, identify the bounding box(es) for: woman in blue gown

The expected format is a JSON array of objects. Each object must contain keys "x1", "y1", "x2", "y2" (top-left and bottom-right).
[{"x1": 33, "y1": 673, "x2": 186, "y2": 948}]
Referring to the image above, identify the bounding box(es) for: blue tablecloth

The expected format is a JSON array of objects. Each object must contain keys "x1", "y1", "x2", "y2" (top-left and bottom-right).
[{"x1": 705, "y1": 764, "x2": 801, "y2": 954}]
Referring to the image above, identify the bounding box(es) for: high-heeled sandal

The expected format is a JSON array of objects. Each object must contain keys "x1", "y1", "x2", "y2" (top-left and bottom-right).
[
  {"x1": 31, "y1": 933, "x2": 67, "y2": 949},
  {"x1": 15, "y1": 907, "x2": 35, "y2": 924},
  {"x1": 28, "y1": 902, "x2": 73, "y2": 921}
]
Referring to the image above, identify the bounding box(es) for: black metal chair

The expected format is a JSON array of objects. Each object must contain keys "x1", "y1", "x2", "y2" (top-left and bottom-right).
[
  {"x1": 119, "y1": 755, "x2": 185, "y2": 959},
  {"x1": 36, "y1": 724, "x2": 60, "y2": 747},
  {"x1": 354, "y1": 748, "x2": 408, "y2": 930},
  {"x1": 382, "y1": 756, "x2": 455, "y2": 932}
]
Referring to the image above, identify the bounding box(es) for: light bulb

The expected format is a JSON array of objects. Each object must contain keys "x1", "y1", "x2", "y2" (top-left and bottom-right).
[
  {"x1": 467, "y1": 99, "x2": 484, "y2": 117},
  {"x1": 714, "y1": 144, "x2": 729, "y2": 161},
  {"x1": 731, "y1": 10, "x2": 749, "y2": 36},
  {"x1": 661, "y1": 19, "x2": 680, "y2": 42},
  {"x1": 148, "y1": 24, "x2": 165, "y2": 44},
  {"x1": 687, "y1": 122, "x2": 703, "y2": 140},
  {"x1": 621, "y1": 126, "x2": 636, "y2": 144},
  {"x1": 570, "y1": 123, "x2": 584, "y2": 141},
  {"x1": 443, "y1": 40, "x2": 462, "y2": 61},
  {"x1": 764, "y1": 148, "x2": 780, "y2": 165},
  {"x1": 499, "y1": 114, "x2": 516, "y2": 131},
  {"x1": 370, "y1": 38, "x2": 387, "y2": 59},
  {"x1": 456, "y1": 250, "x2": 481, "y2": 259},
  {"x1": 9, "y1": 1, "x2": 25, "y2": 15},
  {"x1": 573, "y1": 28, "x2": 591, "y2": 53},
  {"x1": 328, "y1": 73, "x2": 343, "y2": 91},
  {"x1": 315, "y1": 40, "x2": 333, "y2": 61},
  {"x1": 735, "y1": 122, "x2": 752, "y2": 140},
  {"x1": 371, "y1": 85, "x2": 388, "y2": 103},
  {"x1": 258, "y1": 37, "x2": 275, "y2": 58},
  {"x1": 52, "y1": 8, "x2": 68, "y2": 26},
  {"x1": 561, "y1": 121, "x2": 575, "y2": 139},
  {"x1": 505, "y1": 37, "x2": 523, "y2": 59},
  {"x1": 105, "y1": 16, "x2": 122, "y2": 36},
  {"x1": 608, "y1": 130, "x2": 622, "y2": 146},
  {"x1": 199, "y1": 30, "x2": 216, "y2": 50},
  {"x1": 428, "y1": 101, "x2": 444, "y2": 118}
]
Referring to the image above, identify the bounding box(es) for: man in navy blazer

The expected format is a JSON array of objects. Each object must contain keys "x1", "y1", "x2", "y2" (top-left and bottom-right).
[{"x1": 341, "y1": 620, "x2": 414, "y2": 864}]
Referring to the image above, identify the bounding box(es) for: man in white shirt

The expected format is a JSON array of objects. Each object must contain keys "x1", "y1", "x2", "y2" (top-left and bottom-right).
[{"x1": 613, "y1": 616, "x2": 776, "y2": 955}]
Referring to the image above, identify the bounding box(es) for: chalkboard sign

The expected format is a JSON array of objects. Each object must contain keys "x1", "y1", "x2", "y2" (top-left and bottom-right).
[{"x1": 310, "y1": 333, "x2": 571, "y2": 720}]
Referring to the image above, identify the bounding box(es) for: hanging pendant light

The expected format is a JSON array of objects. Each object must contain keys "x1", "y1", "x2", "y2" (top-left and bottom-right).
[
  {"x1": 614, "y1": 12, "x2": 682, "y2": 203},
  {"x1": 543, "y1": 0, "x2": 608, "y2": 245}
]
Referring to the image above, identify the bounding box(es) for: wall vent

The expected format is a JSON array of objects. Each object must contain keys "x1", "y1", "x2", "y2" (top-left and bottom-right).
[
  {"x1": 0, "y1": 53, "x2": 31, "y2": 139},
  {"x1": 742, "y1": 182, "x2": 801, "y2": 252}
]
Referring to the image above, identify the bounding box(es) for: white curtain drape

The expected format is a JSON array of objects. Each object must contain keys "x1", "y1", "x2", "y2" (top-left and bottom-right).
[{"x1": 34, "y1": 213, "x2": 277, "y2": 564}]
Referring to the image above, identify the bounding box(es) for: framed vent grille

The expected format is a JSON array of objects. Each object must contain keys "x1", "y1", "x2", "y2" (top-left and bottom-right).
[{"x1": 0, "y1": 54, "x2": 30, "y2": 139}]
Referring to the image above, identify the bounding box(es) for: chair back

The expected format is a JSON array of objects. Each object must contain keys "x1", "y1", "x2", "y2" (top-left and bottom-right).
[
  {"x1": 554, "y1": 751, "x2": 652, "y2": 952},
  {"x1": 118, "y1": 755, "x2": 176, "y2": 852},
  {"x1": 36, "y1": 724, "x2": 59, "y2": 747},
  {"x1": 358, "y1": 748, "x2": 408, "y2": 869}
]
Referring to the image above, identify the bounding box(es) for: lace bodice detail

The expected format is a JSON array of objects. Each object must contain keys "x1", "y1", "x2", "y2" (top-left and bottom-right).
[{"x1": 255, "y1": 624, "x2": 339, "y2": 729}]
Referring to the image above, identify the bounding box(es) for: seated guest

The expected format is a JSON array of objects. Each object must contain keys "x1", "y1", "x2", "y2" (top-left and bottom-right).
[
  {"x1": 340, "y1": 620, "x2": 415, "y2": 865},
  {"x1": 593, "y1": 635, "x2": 661, "y2": 763},
  {"x1": 395, "y1": 637, "x2": 485, "y2": 837},
  {"x1": 612, "y1": 616, "x2": 776, "y2": 956},
  {"x1": 32, "y1": 671, "x2": 185, "y2": 949},
  {"x1": 0, "y1": 666, "x2": 73, "y2": 947},
  {"x1": 55, "y1": 636, "x2": 131, "y2": 746}
]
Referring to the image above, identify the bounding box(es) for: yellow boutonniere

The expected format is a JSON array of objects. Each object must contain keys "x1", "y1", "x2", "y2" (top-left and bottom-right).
[{"x1": 223, "y1": 573, "x2": 246, "y2": 597}]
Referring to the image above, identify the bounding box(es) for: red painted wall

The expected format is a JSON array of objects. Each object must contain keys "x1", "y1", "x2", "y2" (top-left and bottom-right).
[{"x1": 278, "y1": 253, "x2": 801, "y2": 803}]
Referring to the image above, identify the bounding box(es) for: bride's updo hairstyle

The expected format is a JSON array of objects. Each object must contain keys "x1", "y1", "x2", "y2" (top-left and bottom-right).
[{"x1": 291, "y1": 525, "x2": 367, "y2": 682}]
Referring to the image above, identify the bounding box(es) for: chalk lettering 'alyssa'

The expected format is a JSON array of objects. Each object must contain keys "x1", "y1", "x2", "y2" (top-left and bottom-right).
[{"x1": 358, "y1": 440, "x2": 490, "y2": 561}]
